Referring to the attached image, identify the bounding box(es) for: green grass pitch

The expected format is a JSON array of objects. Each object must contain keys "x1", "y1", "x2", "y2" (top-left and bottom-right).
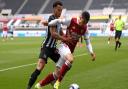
[{"x1": 0, "y1": 37, "x2": 128, "y2": 89}]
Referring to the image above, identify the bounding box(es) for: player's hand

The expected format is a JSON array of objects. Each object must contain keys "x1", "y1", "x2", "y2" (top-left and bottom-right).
[
  {"x1": 59, "y1": 16, "x2": 67, "y2": 23},
  {"x1": 59, "y1": 16, "x2": 64, "y2": 19},
  {"x1": 41, "y1": 19, "x2": 48, "y2": 26},
  {"x1": 91, "y1": 53, "x2": 96, "y2": 61},
  {"x1": 42, "y1": 21, "x2": 48, "y2": 26}
]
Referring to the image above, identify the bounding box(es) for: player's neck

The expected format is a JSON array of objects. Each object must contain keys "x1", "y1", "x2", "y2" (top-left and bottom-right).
[
  {"x1": 53, "y1": 13, "x2": 59, "y2": 19},
  {"x1": 79, "y1": 21, "x2": 85, "y2": 26}
]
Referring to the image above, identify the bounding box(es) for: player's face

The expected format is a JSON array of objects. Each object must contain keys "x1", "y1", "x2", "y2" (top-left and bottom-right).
[
  {"x1": 79, "y1": 16, "x2": 86, "y2": 25},
  {"x1": 54, "y1": 5, "x2": 63, "y2": 18}
]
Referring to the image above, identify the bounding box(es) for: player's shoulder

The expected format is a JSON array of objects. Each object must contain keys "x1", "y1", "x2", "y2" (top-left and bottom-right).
[
  {"x1": 71, "y1": 17, "x2": 77, "y2": 21},
  {"x1": 70, "y1": 17, "x2": 77, "y2": 24}
]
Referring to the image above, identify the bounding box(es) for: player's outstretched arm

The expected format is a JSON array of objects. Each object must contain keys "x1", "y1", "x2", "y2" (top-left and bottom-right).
[
  {"x1": 48, "y1": 18, "x2": 71, "y2": 26},
  {"x1": 84, "y1": 31, "x2": 96, "y2": 61},
  {"x1": 40, "y1": 18, "x2": 48, "y2": 26}
]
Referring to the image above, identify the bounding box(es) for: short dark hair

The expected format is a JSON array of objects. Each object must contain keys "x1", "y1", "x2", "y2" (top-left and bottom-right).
[
  {"x1": 82, "y1": 11, "x2": 90, "y2": 23},
  {"x1": 53, "y1": 1, "x2": 63, "y2": 8}
]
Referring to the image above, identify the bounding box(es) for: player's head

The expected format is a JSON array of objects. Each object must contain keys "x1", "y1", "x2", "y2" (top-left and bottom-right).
[
  {"x1": 119, "y1": 15, "x2": 122, "y2": 19},
  {"x1": 53, "y1": 1, "x2": 63, "y2": 18},
  {"x1": 80, "y1": 11, "x2": 90, "y2": 24}
]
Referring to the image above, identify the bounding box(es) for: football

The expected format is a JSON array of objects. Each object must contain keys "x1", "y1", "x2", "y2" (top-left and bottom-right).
[{"x1": 69, "y1": 83, "x2": 80, "y2": 89}]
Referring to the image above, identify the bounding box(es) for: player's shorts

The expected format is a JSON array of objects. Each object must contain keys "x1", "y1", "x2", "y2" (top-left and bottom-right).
[
  {"x1": 3, "y1": 31, "x2": 7, "y2": 36},
  {"x1": 8, "y1": 31, "x2": 13, "y2": 35},
  {"x1": 115, "y1": 30, "x2": 122, "y2": 39},
  {"x1": 56, "y1": 43, "x2": 71, "y2": 68},
  {"x1": 39, "y1": 45, "x2": 60, "y2": 63},
  {"x1": 58, "y1": 43, "x2": 71, "y2": 58},
  {"x1": 109, "y1": 30, "x2": 115, "y2": 36}
]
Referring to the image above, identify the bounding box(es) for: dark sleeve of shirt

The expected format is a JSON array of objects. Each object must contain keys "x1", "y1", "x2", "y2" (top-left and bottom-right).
[
  {"x1": 48, "y1": 15, "x2": 56, "y2": 22},
  {"x1": 48, "y1": 15, "x2": 57, "y2": 28}
]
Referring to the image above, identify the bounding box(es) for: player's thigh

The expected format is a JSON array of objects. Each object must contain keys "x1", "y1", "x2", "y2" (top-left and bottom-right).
[
  {"x1": 3, "y1": 31, "x2": 7, "y2": 36},
  {"x1": 39, "y1": 46, "x2": 49, "y2": 63},
  {"x1": 109, "y1": 31, "x2": 114, "y2": 37},
  {"x1": 58, "y1": 43, "x2": 73, "y2": 62},
  {"x1": 50, "y1": 49, "x2": 60, "y2": 63},
  {"x1": 118, "y1": 31, "x2": 122, "y2": 39},
  {"x1": 58, "y1": 43, "x2": 71, "y2": 58},
  {"x1": 115, "y1": 31, "x2": 122, "y2": 39},
  {"x1": 10, "y1": 32, "x2": 13, "y2": 35},
  {"x1": 115, "y1": 31, "x2": 119, "y2": 39}
]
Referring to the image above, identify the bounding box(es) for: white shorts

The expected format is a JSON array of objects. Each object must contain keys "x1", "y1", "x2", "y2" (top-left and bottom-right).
[
  {"x1": 109, "y1": 31, "x2": 115, "y2": 36},
  {"x1": 3, "y1": 31, "x2": 8, "y2": 36},
  {"x1": 56, "y1": 43, "x2": 71, "y2": 68},
  {"x1": 58, "y1": 43, "x2": 71, "y2": 58}
]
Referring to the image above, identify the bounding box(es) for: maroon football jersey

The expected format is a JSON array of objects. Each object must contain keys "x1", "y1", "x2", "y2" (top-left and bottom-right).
[
  {"x1": 64, "y1": 18, "x2": 87, "y2": 53},
  {"x1": 110, "y1": 22, "x2": 114, "y2": 31},
  {"x1": 3, "y1": 25, "x2": 8, "y2": 31}
]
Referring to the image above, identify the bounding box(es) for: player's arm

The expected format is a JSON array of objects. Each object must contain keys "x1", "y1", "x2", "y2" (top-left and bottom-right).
[
  {"x1": 50, "y1": 26, "x2": 72, "y2": 43},
  {"x1": 84, "y1": 30, "x2": 96, "y2": 61},
  {"x1": 41, "y1": 19, "x2": 48, "y2": 26},
  {"x1": 114, "y1": 20, "x2": 117, "y2": 29},
  {"x1": 50, "y1": 26, "x2": 64, "y2": 40},
  {"x1": 123, "y1": 21, "x2": 125, "y2": 29},
  {"x1": 49, "y1": 18, "x2": 72, "y2": 43},
  {"x1": 48, "y1": 18, "x2": 71, "y2": 27},
  {"x1": 41, "y1": 19, "x2": 66, "y2": 40}
]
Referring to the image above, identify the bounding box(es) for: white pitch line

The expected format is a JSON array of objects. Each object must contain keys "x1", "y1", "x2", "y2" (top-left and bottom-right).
[
  {"x1": 0, "y1": 63, "x2": 37, "y2": 72},
  {"x1": 0, "y1": 53, "x2": 87, "y2": 72}
]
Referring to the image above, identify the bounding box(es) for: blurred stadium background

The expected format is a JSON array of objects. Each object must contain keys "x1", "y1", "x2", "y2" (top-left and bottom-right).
[{"x1": 0, "y1": 0, "x2": 128, "y2": 37}]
